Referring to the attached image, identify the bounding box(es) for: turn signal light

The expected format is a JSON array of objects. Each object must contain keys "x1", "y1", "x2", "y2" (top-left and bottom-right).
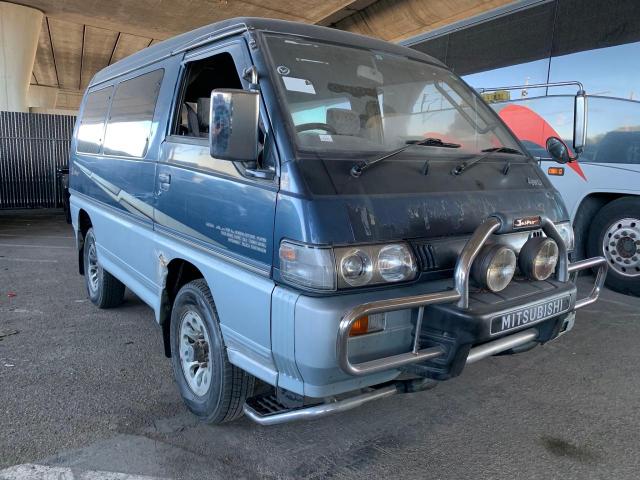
[
  {"x1": 279, "y1": 243, "x2": 297, "y2": 261},
  {"x1": 349, "y1": 314, "x2": 386, "y2": 336},
  {"x1": 349, "y1": 316, "x2": 369, "y2": 336},
  {"x1": 548, "y1": 167, "x2": 565, "y2": 176}
]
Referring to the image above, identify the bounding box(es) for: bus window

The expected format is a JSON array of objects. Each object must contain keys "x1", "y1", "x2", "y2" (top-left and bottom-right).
[
  {"x1": 585, "y1": 97, "x2": 640, "y2": 165},
  {"x1": 491, "y1": 96, "x2": 574, "y2": 155}
]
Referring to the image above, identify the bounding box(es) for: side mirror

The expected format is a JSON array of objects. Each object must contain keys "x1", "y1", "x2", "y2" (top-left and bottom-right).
[
  {"x1": 546, "y1": 136, "x2": 572, "y2": 164},
  {"x1": 209, "y1": 89, "x2": 259, "y2": 162},
  {"x1": 573, "y1": 90, "x2": 587, "y2": 156}
]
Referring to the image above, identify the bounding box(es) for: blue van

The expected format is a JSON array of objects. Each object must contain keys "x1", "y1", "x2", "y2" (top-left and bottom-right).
[{"x1": 69, "y1": 18, "x2": 607, "y2": 425}]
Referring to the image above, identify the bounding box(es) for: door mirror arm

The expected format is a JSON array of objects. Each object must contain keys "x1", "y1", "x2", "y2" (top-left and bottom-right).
[
  {"x1": 243, "y1": 66, "x2": 259, "y2": 90},
  {"x1": 244, "y1": 124, "x2": 275, "y2": 180},
  {"x1": 245, "y1": 167, "x2": 275, "y2": 180}
]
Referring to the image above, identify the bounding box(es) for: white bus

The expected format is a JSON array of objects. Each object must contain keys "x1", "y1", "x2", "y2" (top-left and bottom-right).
[{"x1": 404, "y1": 0, "x2": 640, "y2": 296}]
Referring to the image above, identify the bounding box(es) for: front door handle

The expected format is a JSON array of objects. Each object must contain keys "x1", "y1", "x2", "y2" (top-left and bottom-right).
[{"x1": 158, "y1": 173, "x2": 171, "y2": 192}]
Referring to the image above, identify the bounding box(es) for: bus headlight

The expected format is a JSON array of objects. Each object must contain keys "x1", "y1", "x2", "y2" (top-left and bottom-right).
[
  {"x1": 519, "y1": 237, "x2": 559, "y2": 281},
  {"x1": 472, "y1": 245, "x2": 517, "y2": 292}
]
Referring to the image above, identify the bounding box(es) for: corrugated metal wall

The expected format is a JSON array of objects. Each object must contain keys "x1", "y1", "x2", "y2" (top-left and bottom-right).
[{"x1": 0, "y1": 112, "x2": 75, "y2": 209}]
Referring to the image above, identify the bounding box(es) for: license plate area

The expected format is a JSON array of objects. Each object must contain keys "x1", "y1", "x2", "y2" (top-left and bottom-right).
[{"x1": 490, "y1": 295, "x2": 571, "y2": 335}]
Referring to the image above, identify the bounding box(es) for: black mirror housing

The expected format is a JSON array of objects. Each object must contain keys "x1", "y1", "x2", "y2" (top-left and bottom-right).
[
  {"x1": 546, "y1": 136, "x2": 572, "y2": 164},
  {"x1": 209, "y1": 89, "x2": 259, "y2": 162}
]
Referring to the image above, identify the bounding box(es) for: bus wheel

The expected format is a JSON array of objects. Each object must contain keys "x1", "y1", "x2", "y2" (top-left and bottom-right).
[
  {"x1": 587, "y1": 197, "x2": 640, "y2": 296},
  {"x1": 170, "y1": 279, "x2": 255, "y2": 423}
]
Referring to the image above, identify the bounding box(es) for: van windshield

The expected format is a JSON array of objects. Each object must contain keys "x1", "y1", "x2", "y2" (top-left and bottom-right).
[{"x1": 264, "y1": 34, "x2": 521, "y2": 156}]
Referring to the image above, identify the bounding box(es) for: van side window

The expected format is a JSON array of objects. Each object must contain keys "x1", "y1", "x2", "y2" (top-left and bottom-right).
[
  {"x1": 103, "y1": 69, "x2": 164, "y2": 158},
  {"x1": 76, "y1": 87, "x2": 113, "y2": 154},
  {"x1": 173, "y1": 53, "x2": 242, "y2": 137}
]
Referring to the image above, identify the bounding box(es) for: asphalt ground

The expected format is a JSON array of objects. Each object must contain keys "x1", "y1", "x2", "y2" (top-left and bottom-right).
[{"x1": 1, "y1": 209, "x2": 640, "y2": 479}]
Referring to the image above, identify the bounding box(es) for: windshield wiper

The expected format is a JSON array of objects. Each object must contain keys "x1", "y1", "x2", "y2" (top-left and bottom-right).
[
  {"x1": 351, "y1": 138, "x2": 461, "y2": 178},
  {"x1": 451, "y1": 147, "x2": 524, "y2": 176},
  {"x1": 481, "y1": 147, "x2": 523, "y2": 155}
]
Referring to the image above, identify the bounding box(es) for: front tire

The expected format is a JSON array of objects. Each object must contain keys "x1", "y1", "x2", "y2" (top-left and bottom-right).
[
  {"x1": 83, "y1": 228, "x2": 125, "y2": 308},
  {"x1": 170, "y1": 279, "x2": 254, "y2": 423},
  {"x1": 587, "y1": 197, "x2": 640, "y2": 296}
]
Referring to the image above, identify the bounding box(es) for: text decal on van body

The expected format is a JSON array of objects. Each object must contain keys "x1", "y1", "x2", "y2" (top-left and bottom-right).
[{"x1": 206, "y1": 223, "x2": 267, "y2": 254}]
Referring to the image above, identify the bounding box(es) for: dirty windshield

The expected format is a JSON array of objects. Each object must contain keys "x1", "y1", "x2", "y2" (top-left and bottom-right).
[{"x1": 264, "y1": 34, "x2": 521, "y2": 157}]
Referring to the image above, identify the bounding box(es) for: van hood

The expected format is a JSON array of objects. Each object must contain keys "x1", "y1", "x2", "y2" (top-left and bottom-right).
[{"x1": 294, "y1": 154, "x2": 569, "y2": 243}]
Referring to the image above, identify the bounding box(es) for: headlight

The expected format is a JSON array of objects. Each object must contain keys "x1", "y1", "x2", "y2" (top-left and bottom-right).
[
  {"x1": 519, "y1": 237, "x2": 559, "y2": 281},
  {"x1": 339, "y1": 249, "x2": 374, "y2": 286},
  {"x1": 279, "y1": 241, "x2": 336, "y2": 290},
  {"x1": 335, "y1": 243, "x2": 417, "y2": 288},
  {"x1": 278, "y1": 241, "x2": 418, "y2": 290},
  {"x1": 471, "y1": 244, "x2": 516, "y2": 292},
  {"x1": 377, "y1": 244, "x2": 416, "y2": 282},
  {"x1": 555, "y1": 221, "x2": 575, "y2": 252}
]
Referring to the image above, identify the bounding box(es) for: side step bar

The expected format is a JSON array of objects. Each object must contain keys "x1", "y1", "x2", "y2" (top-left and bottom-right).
[
  {"x1": 243, "y1": 328, "x2": 539, "y2": 426},
  {"x1": 243, "y1": 385, "x2": 399, "y2": 426}
]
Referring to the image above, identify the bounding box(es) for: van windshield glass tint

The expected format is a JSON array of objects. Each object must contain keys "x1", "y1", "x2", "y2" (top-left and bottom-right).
[{"x1": 264, "y1": 35, "x2": 520, "y2": 156}]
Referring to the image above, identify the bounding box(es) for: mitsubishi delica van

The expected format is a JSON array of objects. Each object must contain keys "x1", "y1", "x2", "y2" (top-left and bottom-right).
[{"x1": 69, "y1": 18, "x2": 608, "y2": 425}]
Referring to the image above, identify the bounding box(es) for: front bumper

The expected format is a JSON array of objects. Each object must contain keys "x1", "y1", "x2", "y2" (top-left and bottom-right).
[
  {"x1": 336, "y1": 217, "x2": 608, "y2": 377},
  {"x1": 393, "y1": 279, "x2": 577, "y2": 381},
  {"x1": 247, "y1": 219, "x2": 607, "y2": 425},
  {"x1": 248, "y1": 218, "x2": 607, "y2": 425},
  {"x1": 245, "y1": 323, "x2": 556, "y2": 426}
]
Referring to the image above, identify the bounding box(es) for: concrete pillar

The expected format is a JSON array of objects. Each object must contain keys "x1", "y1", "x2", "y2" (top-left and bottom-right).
[
  {"x1": 0, "y1": 2, "x2": 43, "y2": 112},
  {"x1": 28, "y1": 85, "x2": 58, "y2": 109}
]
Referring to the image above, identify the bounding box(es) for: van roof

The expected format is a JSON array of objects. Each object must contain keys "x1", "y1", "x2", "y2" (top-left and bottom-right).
[{"x1": 89, "y1": 17, "x2": 445, "y2": 88}]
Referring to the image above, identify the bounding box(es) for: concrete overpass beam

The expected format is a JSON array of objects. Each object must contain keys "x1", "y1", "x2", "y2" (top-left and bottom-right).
[
  {"x1": 0, "y1": 2, "x2": 43, "y2": 112},
  {"x1": 28, "y1": 85, "x2": 58, "y2": 110}
]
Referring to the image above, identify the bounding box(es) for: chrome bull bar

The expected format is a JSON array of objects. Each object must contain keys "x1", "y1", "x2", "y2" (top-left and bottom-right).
[
  {"x1": 568, "y1": 256, "x2": 608, "y2": 309},
  {"x1": 336, "y1": 216, "x2": 608, "y2": 377},
  {"x1": 247, "y1": 327, "x2": 542, "y2": 425}
]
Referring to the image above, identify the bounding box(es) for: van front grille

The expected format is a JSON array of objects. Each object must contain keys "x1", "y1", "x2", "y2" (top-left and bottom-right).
[{"x1": 413, "y1": 242, "x2": 438, "y2": 271}]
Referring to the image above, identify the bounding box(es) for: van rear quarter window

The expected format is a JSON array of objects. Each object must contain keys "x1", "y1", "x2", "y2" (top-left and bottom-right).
[
  {"x1": 103, "y1": 69, "x2": 164, "y2": 158},
  {"x1": 76, "y1": 86, "x2": 113, "y2": 154}
]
